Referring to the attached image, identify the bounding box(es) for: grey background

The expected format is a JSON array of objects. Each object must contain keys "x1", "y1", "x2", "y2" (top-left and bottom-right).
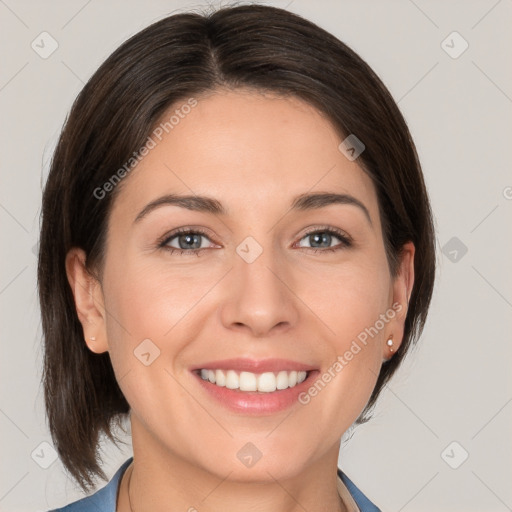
[{"x1": 1, "y1": 0, "x2": 511, "y2": 510}]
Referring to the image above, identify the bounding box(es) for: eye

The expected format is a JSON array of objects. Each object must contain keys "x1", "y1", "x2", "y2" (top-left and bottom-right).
[
  {"x1": 296, "y1": 227, "x2": 352, "y2": 253},
  {"x1": 157, "y1": 226, "x2": 352, "y2": 257},
  {"x1": 158, "y1": 228, "x2": 216, "y2": 256}
]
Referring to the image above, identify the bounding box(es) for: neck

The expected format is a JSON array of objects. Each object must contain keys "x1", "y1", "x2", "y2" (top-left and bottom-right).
[{"x1": 118, "y1": 417, "x2": 347, "y2": 512}]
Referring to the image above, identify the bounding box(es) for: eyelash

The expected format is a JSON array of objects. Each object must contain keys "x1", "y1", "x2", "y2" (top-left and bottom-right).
[{"x1": 157, "y1": 226, "x2": 352, "y2": 256}]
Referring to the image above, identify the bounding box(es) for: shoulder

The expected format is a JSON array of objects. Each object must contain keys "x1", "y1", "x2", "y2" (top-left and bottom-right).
[
  {"x1": 47, "y1": 457, "x2": 133, "y2": 512},
  {"x1": 337, "y1": 467, "x2": 382, "y2": 512}
]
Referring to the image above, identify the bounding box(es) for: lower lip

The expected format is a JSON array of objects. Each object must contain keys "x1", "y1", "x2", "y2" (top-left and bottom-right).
[{"x1": 192, "y1": 370, "x2": 319, "y2": 415}]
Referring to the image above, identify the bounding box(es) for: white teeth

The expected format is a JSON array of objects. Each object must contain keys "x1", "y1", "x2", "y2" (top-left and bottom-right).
[
  {"x1": 225, "y1": 370, "x2": 238, "y2": 389},
  {"x1": 257, "y1": 372, "x2": 276, "y2": 392},
  {"x1": 198, "y1": 369, "x2": 308, "y2": 392},
  {"x1": 239, "y1": 371, "x2": 257, "y2": 391},
  {"x1": 215, "y1": 369, "x2": 226, "y2": 387},
  {"x1": 276, "y1": 370, "x2": 289, "y2": 390}
]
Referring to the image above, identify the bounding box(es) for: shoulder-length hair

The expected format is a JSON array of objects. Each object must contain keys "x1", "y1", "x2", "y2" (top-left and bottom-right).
[{"x1": 38, "y1": 3, "x2": 436, "y2": 491}]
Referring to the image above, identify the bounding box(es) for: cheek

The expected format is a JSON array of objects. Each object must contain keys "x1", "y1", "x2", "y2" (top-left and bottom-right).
[
  {"x1": 301, "y1": 255, "x2": 391, "y2": 339},
  {"x1": 296, "y1": 258, "x2": 390, "y2": 421},
  {"x1": 104, "y1": 244, "x2": 187, "y2": 322},
  {"x1": 100, "y1": 256, "x2": 218, "y2": 365},
  {"x1": 99, "y1": 258, "x2": 208, "y2": 422}
]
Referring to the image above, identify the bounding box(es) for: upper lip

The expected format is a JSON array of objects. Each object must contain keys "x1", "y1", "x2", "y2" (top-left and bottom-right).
[{"x1": 191, "y1": 358, "x2": 317, "y2": 373}]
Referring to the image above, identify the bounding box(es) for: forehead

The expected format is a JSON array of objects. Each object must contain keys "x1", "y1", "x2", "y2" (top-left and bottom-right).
[{"x1": 111, "y1": 89, "x2": 378, "y2": 222}]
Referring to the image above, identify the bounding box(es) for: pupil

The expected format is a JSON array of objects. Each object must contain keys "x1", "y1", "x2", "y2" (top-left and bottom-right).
[
  {"x1": 179, "y1": 234, "x2": 201, "y2": 249},
  {"x1": 311, "y1": 232, "x2": 330, "y2": 248}
]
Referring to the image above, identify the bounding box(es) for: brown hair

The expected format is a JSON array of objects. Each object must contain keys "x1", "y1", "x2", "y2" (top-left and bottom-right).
[{"x1": 38, "y1": 3, "x2": 436, "y2": 491}]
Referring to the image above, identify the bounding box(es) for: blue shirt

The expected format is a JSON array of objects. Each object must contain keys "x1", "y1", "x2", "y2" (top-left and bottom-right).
[{"x1": 48, "y1": 457, "x2": 381, "y2": 511}]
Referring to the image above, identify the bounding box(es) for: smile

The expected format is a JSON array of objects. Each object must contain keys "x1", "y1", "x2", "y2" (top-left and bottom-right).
[{"x1": 191, "y1": 357, "x2": 318, "y2": 414}]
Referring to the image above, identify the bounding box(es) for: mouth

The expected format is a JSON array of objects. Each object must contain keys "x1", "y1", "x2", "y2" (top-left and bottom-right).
[{"x1": 190, "y1": 358, "x2": 318, "y2": 415}]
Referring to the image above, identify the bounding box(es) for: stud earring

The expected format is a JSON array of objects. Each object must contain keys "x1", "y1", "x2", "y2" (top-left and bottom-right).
[
  {"x1": 90, "y1": 336, "x2": 96, "y2": 342},
  {"x1": 386, "y1": 335, "x2": 394, "y2": 353}
]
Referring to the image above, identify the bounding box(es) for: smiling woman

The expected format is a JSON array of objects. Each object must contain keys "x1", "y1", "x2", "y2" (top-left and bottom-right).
[{"x1": 38, "y1": 4, "x2": 435, "y2": 512}]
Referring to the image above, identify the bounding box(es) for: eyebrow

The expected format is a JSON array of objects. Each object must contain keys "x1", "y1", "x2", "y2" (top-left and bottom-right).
[{"x1": 133, "y1": 191, "x2": 372, "y2": 226}]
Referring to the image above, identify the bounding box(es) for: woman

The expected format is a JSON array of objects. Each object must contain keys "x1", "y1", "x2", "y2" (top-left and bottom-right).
[{"x1": 39, "y1": 4, "x2": 435, "y2": 511}]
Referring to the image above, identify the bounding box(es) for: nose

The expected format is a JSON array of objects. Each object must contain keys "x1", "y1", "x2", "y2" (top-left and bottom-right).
[{"x1": 219, "y1": 240, "x2": 299, "y2": 337}]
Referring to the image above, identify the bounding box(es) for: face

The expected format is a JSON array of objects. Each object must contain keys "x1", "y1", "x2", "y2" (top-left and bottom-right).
[{"x1": 67, "y1": 88, "x2": 413, "y2": 483}]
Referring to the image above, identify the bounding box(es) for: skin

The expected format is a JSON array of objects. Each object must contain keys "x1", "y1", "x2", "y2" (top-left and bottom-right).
[{"x1": 66, "y1": 88, "x2": 414, "y2": 512}]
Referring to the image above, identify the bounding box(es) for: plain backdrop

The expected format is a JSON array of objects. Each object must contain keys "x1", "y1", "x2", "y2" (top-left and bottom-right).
[{"x1": 0, "y1": 1, "x2": 511, "y2": 511}]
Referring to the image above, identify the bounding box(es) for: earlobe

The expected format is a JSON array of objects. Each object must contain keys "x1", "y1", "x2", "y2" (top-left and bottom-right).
[
  {"x1": 65, "y1": 248, "x2": 109, "y2": 354},
  {"x1": 382, "y1": 334, "x2": 395, "y2": 363}
]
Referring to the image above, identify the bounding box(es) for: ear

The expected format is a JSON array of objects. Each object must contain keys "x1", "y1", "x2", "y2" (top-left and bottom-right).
[
  {"x1": 65, "y1": 247, "x2": 109, "y2": 354},
  {"x1": 383, "y1": 241, "x2": 415, "y2": 362}
]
